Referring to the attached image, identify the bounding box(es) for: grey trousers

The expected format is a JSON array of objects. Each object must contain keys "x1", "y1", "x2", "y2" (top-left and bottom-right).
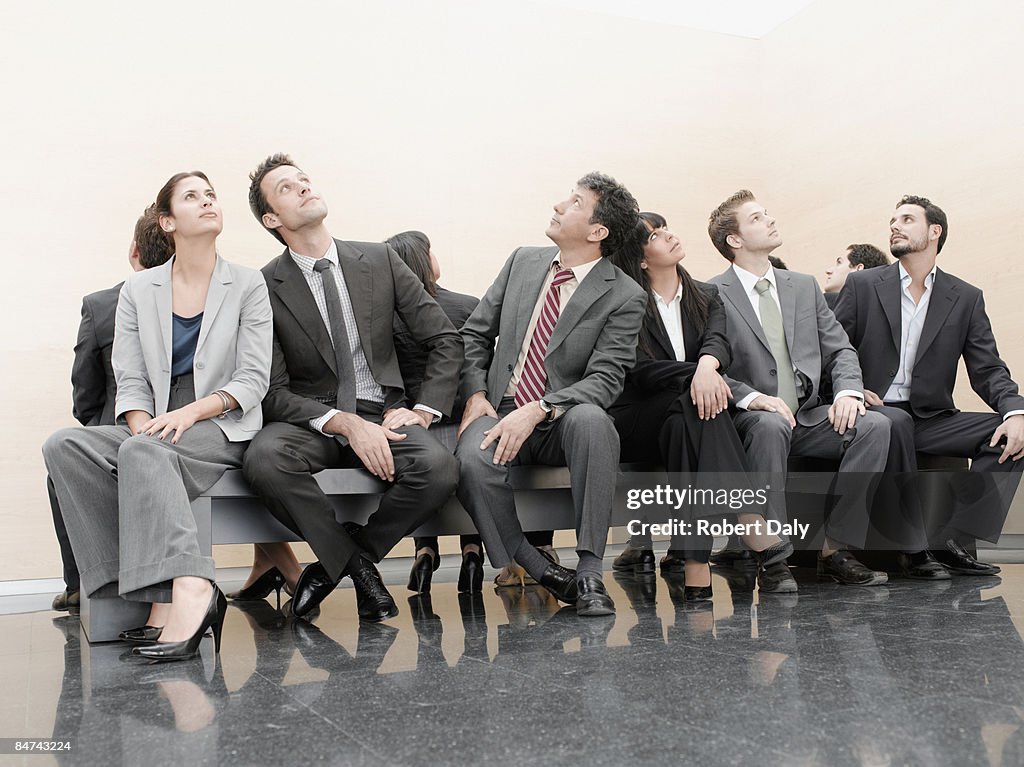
[
  {"x1": 455, "y1": 400, "x2": 619, "y2": 568},
  {"x1": 42, "y1": 376, "x2": 245, "y2": 602},
  {"x1": 732, "y1": 409, "x2": 891, "y2": 549}
]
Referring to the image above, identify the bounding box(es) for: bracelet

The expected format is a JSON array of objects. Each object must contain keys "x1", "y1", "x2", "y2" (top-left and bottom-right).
[{"x1": 214, "y1": 390, "x2": 231, "y2": 419}]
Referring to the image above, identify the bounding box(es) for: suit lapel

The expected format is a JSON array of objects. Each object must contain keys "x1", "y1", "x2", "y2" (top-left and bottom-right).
[
  {"x1": 654, "y1": 309, "x2": 677, "y2": 360},
  {"x1": 716, "y1": 269, "x2": 771, "y2": 353},
  {"x1": 513, "y1": 248, "x2": 556, "y2": 350},
  {"x1": 915, "y1": 268, "x2": 959, "y2": 363},
  {"x1": 547, "y1": 257, "x2": 613, "y2": 356},
  {"x1": 272, "y1": 249, "x2": 337, "y2": 374},
  {"x1": 336, "y1": 240, "x2": 374, "y2": 368},
  {"x1": 775, "y1": 270, "x2": 797, "y2": 352},
  {"x1": 195, "y1": 256, "x2": 231, "y2": 355},
  {"x1": 875, "y1": 263, "x2": 902, "y2": 354},
  {"x1": 151, "y1": 259, "x2": 174, "y2": 369}
]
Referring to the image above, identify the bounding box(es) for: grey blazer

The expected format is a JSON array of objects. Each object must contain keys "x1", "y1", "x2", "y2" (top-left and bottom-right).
[
  {"x1": 461, "y1": 246, "x2": 646, "y2": 411},
  {"x1": 112, "y1": 255, "x2": 273, "y2": 441},
  {"x1": 708, "y1": 265, "x2": 862, "y2": 427}
]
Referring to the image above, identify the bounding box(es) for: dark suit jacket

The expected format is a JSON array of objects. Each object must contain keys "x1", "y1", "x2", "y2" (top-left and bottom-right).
[
  {"x1": 823, "y1": 291, "x2": 840, "y2": 310},
  {"x1": 395, "y1": 286, "x2": 478, "y2": 419},
  {"x1": 834, "y1": 262, "x2": 1024, "y2": 419},
  {"x1": 71, "y1": 282, "x2": 122, "y2": 426},
  {"x1": 261, "y1": 239, "x2": 463, "y2": 430},
  {"x1": 461, "y1": 246, "x2": 646, "y2": 411}
]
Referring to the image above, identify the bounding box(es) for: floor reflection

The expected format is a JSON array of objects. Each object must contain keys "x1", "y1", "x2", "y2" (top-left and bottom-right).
[{"x1": 12, "y1": 562, "x2": 1024, "y2": 765}]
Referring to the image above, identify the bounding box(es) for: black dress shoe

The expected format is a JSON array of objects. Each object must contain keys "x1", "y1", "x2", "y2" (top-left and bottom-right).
[
  {"x1": 898, "y1": 550, "x2": 953, "y2": 580},
  {"x1": 932, "y1": 539, "x2": 1001, "y2": 576},
  {"x1": 659, "y1": 550, "x2": 687, "y2": 574},
  {"x1": 753, "y1": 541, "x2": 798, "y2": 594},
  {"x1": 709, "y1": 537, "x2": 752, "y2": 566},
  {"x1": 407, "y1": 552, "x2": 438, "y2": 594},
  {"x1": 818, "y1": 550, "x2": 888, "y2": 586},
  {"x1": 52, "y1": 589, "x2": 80, "y2": 613},
  {"x1": 613, "y1": 545, "x2": 656, "y2": 574},
  {"x1": 227, "y1": 567, "x2": 287, "y2": 609},
  {"x1": 119, "y1": 624, "x2": 163, "y2": 644},
  {"x1": 538, "y1": 562, "x2": 579, "y2": 605},
  {"x1": 292, "y1": 561, "x2": 341, "y2": 619},
  {"x1": 458, "y1": 550, "x2": 484, "y2": 594},
  {"x1": 576, "y1": 576, "x2": 615, "y2": 616},
  {"x1": 348, "y1": 558, "x2": 399, "y2": 623}
]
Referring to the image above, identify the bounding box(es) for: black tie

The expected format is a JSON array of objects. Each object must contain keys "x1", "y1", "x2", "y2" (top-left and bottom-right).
[{"x1": 313, "y1": 259, "x2": 357, "y2": 413}]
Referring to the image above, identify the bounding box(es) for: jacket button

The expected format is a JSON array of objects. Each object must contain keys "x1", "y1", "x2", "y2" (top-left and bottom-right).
[
  {"x1": 196, "y1": 361, "x2": 205, "y2": 369},
  {"x1": 888, "y1": 369, "x2": 896, "y2": 376},
  {"x1": 507, "y1": 364, "x2": 513, "y2": 372},
  {"x1": 769, "y1": 369, "x2": 777, "y2": 376}
]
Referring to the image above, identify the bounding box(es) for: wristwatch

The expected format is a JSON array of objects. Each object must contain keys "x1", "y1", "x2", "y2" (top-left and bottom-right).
[{"x1": 538, "y1": 399, "x2": 554, "y2": 420}]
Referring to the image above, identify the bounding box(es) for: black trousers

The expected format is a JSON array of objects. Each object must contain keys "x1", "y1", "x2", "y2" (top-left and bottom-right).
[
  {"x1": 613, "y1": 390, "x2": 761, "y2": 562},
  {"x1": 243, "y1": 405, "x2": 459, "y2": 582}
]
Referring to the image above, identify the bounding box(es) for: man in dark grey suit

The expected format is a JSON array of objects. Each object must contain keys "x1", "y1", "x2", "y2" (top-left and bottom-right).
[
  {"x1": 455, "y1": 172, "x2": 646, "y2": 616},
  {"x1": 835, "y1": 195, "x2": 1024, "y2": 575},
  {"x1": 707, "y1": 190, "x2": 945, "y2": 588},
  {"x1": 47, "y1": 208, "x2": 172, "y2": 611},
  {"x1": 242, "y1": 153, "x2": 463, "y2": 622}
]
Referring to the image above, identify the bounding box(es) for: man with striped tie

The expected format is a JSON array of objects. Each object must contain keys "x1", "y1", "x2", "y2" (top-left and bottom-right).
[{"x1": 455, "y1": 172, "x2": 647, "y2": 616}]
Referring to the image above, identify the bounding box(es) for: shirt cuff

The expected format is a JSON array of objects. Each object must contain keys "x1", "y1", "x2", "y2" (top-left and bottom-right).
[
  {"x1": 413, "y1": 404, "x2": 442, "y2": 424},
  {"x1": 833, "y1": 390, "x2": 864, "y2": 402},
  {"x1": 310, "y1": 409, "x2": 340, "y2": 435},
  {"x1": 1003, "y1": 410, "x2": 1024, "y2": 421},
  {"x1": 735, "y1": 392, "x2": 762, "y2": 411}
]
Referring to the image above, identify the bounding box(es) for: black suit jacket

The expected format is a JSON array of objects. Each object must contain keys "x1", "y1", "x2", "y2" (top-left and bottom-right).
[
  {"x1": 610, "y1": 281, "x2": 730, "y2": 438},
  {"x1": 71, "y1": 282, "x2": 122, "y2": 426},
  {"x1": 261, "y1": 240, "x2": 463, "y2": 430},
  {"x1": 834, "y1": 262, "x2": 1024, "y2": 419}
]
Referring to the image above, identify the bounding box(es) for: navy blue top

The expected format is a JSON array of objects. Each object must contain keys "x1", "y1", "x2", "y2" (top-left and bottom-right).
[{"x1": 171, "y1": 312, "x2": 204, "y2": 377}]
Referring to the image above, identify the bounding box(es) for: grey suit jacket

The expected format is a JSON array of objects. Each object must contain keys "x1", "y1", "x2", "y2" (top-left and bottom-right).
[
  {"x1": 71, "y1": 282, "x2": 122, "y2": 427},
  {"x1": 709, "y1": 265, "x2": 862, "y2": 427},
  {"x1": 461, "y1": 246, "x2": 646, "y2": 411},
  {"x1": 261, "y1": 240, "x2": 463, "y2": 432},
  {"x1": 112, "y1": 256, "x2": 273, "y2": 441}
]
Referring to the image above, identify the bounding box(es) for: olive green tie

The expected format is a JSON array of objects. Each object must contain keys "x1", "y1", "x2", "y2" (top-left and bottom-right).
[{"x1": 755, "y1": 278, "x2": 799, "y2": 413}]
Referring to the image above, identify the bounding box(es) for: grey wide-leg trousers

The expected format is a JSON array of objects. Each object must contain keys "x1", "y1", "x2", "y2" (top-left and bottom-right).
[{"x1": 42, "y1": 376, "x2": 245, "y2": 602}]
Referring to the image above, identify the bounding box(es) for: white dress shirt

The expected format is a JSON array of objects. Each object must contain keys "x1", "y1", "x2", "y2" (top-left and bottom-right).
[{"x1": 655, "y1": 280, "x2": 686, "y2": 362}]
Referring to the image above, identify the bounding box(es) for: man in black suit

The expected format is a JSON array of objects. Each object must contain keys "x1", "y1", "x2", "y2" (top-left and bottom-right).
[
  {"x1": 48, "y1": 207, "x2": 172, "y2": 611},
  {"x1": 242, "y1": 153, "x2": 463, "y2": 621},
  {"x1": 834, "y1": 195, "x2": 1024, "y2": 575}
]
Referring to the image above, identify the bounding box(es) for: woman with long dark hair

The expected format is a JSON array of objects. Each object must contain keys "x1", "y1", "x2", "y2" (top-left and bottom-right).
[
  {"x1": 43, "y1": 171, "x2": 273, "y2": 659},
  {"x1": 610, "y1": 212, "x2": 793, "y2": 599}
]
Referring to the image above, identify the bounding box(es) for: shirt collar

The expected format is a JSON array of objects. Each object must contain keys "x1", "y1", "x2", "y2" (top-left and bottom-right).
[
  {"x1": 655, "y1": 278, "x2": 684, "y2": 308},
  {"x1": 290, "y1": 240, "x2": 339, "y2": 273},
  {"x1": 897, "y1": 261, "x2": 937, "y2": 289},
  {"x1": 551, "y1": 251, "x2": 601, "y2": 285},
  {"x1": 732, "y1": 261, "x2": 777, "y2": 296}
]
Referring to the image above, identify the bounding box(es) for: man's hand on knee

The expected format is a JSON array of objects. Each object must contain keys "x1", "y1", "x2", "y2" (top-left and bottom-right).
[
  {"x1": 828, "y1": 395, "x2": 866, "y2": 435},
  {"x1": 458, "y1": 391, "x2": 498, "y2": 439},
  {"x1": 481, "y1": 402, "x2": 547, "y2": 465},
  {"x1": 325, "y1": 413, "x2": 406, "y2": 481},
  {"x1": 991, "y1": 414, "x2": 1024, "y2": 464},
  {"x1": 748, "y1": 395, "x2": 796, "y2": 428}
]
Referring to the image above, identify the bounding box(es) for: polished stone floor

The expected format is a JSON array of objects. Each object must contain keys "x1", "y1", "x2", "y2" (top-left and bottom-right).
[{"x1": 3, "y1": 555, "x2": 1024, "y2": 766}]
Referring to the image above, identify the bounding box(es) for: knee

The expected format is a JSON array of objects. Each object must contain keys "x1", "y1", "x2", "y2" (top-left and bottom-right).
[
  {"x1": 241, "y1": 432, "x2": 302, "y2": 488},
  {"x1": 42, "y1": 427, "x2": 80, "y2": 464},
  {"x1": 412, "y1": 438, "x2": 460, "y2": 494},
  {"x1": 749, "y1": 413, "x2": 793, "y2": 447},
  {"x1": 855, "y1": 411, "x2": 891, "y2": 442},
  {"x1": 116, "y1": 434, "x2": 162, "y2": 468},
  {"x1": 883, "y1": 407, "x2": 914, "y2": 438},
  {"x1": 562, "y1": 404, "x2": 616, "y2": 440}
]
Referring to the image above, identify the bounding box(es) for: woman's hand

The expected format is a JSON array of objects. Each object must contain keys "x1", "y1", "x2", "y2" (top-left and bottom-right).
[
  {"x1": 140, "y1": 404, "x2": 202, "y2": 444},
  {"x1": 690, "y1": 355, "x2": 731, "y2": 420}
]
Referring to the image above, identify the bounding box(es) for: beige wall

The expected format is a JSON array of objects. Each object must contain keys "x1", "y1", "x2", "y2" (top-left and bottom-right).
[{"x1": 3, "y1": 0, "x2": 1022, "y2": 581}]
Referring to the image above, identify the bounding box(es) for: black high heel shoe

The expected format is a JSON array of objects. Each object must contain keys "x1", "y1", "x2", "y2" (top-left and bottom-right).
[
  {"x1": 119, "y1": 624, "x2": 163, "y2": 644},
  {"x1": 407, "y1": 551, "x2": 439, "y2": 594},
  {"x1": 458, "y1": 550, "x2": 484, "y2": 594},
  {"x1": 227, "y1": 567, "x2": 286, "y2": 610},
  {"x1": 131, "y1": 585, "x2": 226, "y2": 663}
]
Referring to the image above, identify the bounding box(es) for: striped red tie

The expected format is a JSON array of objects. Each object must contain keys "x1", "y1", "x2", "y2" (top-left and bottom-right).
[{"x1": 515, "y1": 266, "x2": 575, "y2": 408}]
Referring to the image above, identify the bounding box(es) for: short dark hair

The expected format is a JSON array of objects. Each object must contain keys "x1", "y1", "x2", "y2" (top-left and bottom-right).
[
  {"x1": 846, "y1": 243, "x2": 889, "y2": 269},
  {"x1": 385, "y1": 230, "x2": 437, "y2": 297},
  {"x1": 708, "y1": 189, "x2": 756, "y2": 261},
  {"x1": 576, "y1": 171, "x2": 640, "y2": 258},
  {"x1": 897, "y1": 195, "x2": 948, "y2": 254},
  {"x1": 134, "y1": 203, "x2": 173, "y2": 268},
  {"x1": 248, "y1": 153, "x2": 297, "y2": 245}
]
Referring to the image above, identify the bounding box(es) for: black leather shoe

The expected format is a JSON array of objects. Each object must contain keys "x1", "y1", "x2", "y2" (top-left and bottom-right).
[
  {"x1": 818, "y1": 550, "x2": 888, "y2": 586},
  {"x1": 898, "y1": 550, "x2": 953, "y2": 580},
  {"x1": 932, "y1": 539, "x2": 1001, "y2": 576},
  {"x1": 613, "y1": 545, "x2": 656, "y2": 574},
  {"x1": 576, "y1": 576, "x2": 615, "y2": 616},
  {"x1": 659, "y1": 550, "x2": 687, "y2": 574},
  {"x1": 407, "y1": 552, "x2": 437, "y2": 594},
  {"x1": 119, "y1": 624, "x2": 163, "y2": 644},
  {"x1": 52, "y1": 589, "x2": 80, "y2": 613},
  {"x1": 710, "y1": 537, "x2": 752, "y2": 566},
  {"x1": 753, "y1": 541, "x2": 798, "y2": 594},
  {"x1": 458, "y1": 550, "x2": 484, "y2": 594},
  {"x1": 292, "y1": 561, "x2": 341, "y2": 619},
  {"x1": 348, "y1": 558, "x2": 399, "y2": 623},
  {"x1": 539, "y1": 562, "x2": 579, "y2": 605}
]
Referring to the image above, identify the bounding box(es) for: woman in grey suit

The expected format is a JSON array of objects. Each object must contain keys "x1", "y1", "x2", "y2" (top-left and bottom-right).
[{"x1": 43, "y1": 171, "x2": 273, "y2": 661}]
